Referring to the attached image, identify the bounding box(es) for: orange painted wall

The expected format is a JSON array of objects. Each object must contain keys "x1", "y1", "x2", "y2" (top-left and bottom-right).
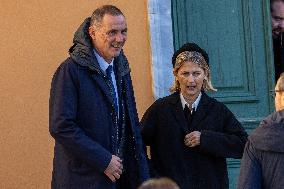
[{"x1": 0, "y1": 1, "x2": 153, "y2": 188}]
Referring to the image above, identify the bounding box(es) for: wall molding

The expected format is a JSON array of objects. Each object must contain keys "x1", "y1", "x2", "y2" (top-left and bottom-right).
[{"x1": 148, "y1": 0, "x2": 174, "y2": 99}]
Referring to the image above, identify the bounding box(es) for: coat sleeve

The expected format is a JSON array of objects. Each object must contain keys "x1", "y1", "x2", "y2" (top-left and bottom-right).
[
  {"x1": 49, "y1": 61, "x2": 112, "y2": 172},
  {"x1": 140, "y1": 102, "x2": 159, "y2": 145},
  {"x1": 237, "y1": 140, "x2": 262, "y2": 189},
  {"x1": 140, "y1": 101, "x2": 161, "y2": 177},
  {"x1": 124, "y1": 72, "x2": 150, "y2": 181},
  {"x1": 199, "y1": 103, "x2": 248, "y2": 158}
]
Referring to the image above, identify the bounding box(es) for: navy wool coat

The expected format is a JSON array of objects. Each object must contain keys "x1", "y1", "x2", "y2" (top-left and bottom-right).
[
  {"x1": 49, "y1": 18, "x2": 149, "y2": 189},
  {"x1": 237, "y1": 110, "x2": 284, "y2": 189},
  {"x1": 141, "y1": 92, "x2": 248, "y2": 189}
]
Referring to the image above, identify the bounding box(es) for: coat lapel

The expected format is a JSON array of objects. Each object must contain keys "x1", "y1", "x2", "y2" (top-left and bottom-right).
[
  {"x1": 114, "y1": 55, "x2": 130, "y2": 102},
  {"x1": 90, "y1": 71, "x2": 115, "y2": 107},
  {"x1": 90, "y1": 52, "x2": 130, "y2": 114},
  {"x1": 191, "y1": 92, "x2": 212, "y2": 131},
  {"x1": 72, "y1": 47, "x2": 131, "y2": 112},
  {"x1": 86, "y1": 54, "x2": 116, "y2": 109},
  {"x1": 114, "y1": 51, "x2": 131, "y2": 112},
  {"x1": 169, "y1": 93, "x2": 190, "y2": 134}
]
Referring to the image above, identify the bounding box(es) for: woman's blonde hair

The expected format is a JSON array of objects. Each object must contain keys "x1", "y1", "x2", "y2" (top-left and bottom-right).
[{"x1": 170, "y1": 51, "x2": 217, "y2": 93}]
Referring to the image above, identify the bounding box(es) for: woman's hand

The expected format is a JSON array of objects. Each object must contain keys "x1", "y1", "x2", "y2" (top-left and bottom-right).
[{"x1": 184, "y1": 131, "x2": 201, "y2": 147}]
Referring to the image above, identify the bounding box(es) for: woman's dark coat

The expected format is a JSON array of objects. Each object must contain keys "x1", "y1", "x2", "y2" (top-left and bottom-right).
[
  {"x1": 49, "y1": 18, "x2": 149, "y2": 189},
  {"x1": 237, "y1": 110, "x2": 284, "y2": 189},
  {"x1": 141, "y1": 92, "x2": 248, "y2": 189}
]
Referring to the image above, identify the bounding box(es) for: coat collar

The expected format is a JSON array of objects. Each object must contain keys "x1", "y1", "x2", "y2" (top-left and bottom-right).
[
  {"x1": 168, "y1": 92, "x2": 188, "y2": 134},
  {"x1": 250, "y1": 109, "x2": 284, "y2": 153},
  {"x1": 168, "y1": 91, "x2": 213, "y2": 133}
]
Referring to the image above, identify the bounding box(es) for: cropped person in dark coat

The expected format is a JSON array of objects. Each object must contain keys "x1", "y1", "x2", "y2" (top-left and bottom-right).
[
  {"x1": 237, "y1": 73, "x2": 284, "y2": 189},
  {"x1": 271, "y1": 0, "x2": 284, "y2": 81},
  {"x1": 49, "y1": 5, "x2": 149, "y2": 189},
  {"x1": 141, "y1": 43, "x2": 248, "y2": 189}
]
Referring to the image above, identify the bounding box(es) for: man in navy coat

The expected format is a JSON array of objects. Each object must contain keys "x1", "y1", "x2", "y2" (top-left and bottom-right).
[
  {"x1": 49, "y1": 5, "x2": 149, "y2": 189},
  {"x1": 237, "y1": 73, "x2": 284, "y2": 189}
]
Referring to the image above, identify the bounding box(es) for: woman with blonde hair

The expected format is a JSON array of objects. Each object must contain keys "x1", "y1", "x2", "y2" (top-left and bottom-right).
[{"x1": 141, "y1": 43, "x2": 248, "y2": 189}]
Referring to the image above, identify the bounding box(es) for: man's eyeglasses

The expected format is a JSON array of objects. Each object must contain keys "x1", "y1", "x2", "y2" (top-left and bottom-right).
[{"x1": 270, "y1": 90, "x2": 284, "y2": 98}]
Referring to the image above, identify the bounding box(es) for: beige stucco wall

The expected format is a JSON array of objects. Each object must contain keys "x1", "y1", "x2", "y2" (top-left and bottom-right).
[{"x1": 0, "y1": 1, "x2": 153, "y2": 188}]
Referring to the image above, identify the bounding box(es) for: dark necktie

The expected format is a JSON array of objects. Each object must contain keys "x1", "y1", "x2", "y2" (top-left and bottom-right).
[
  {"x1": 106, "y1": 65, "x2": 118, "y2": 113},
  {"x1": 183, "y1": 105, "x2": 193, "y2": 124}
]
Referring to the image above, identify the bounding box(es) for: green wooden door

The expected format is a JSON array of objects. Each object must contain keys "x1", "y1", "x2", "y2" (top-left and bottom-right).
[{"x1": 171, "y1": 0, "x2": 275, "y2": 188}]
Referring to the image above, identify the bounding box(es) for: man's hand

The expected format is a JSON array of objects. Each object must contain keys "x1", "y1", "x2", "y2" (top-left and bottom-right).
[
  {"x1": 104, "y1": 155, "x2": 123, "y2": 182},
  {"x1": 184, "y1": 131, "x2": 201, "y2": 147}
]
